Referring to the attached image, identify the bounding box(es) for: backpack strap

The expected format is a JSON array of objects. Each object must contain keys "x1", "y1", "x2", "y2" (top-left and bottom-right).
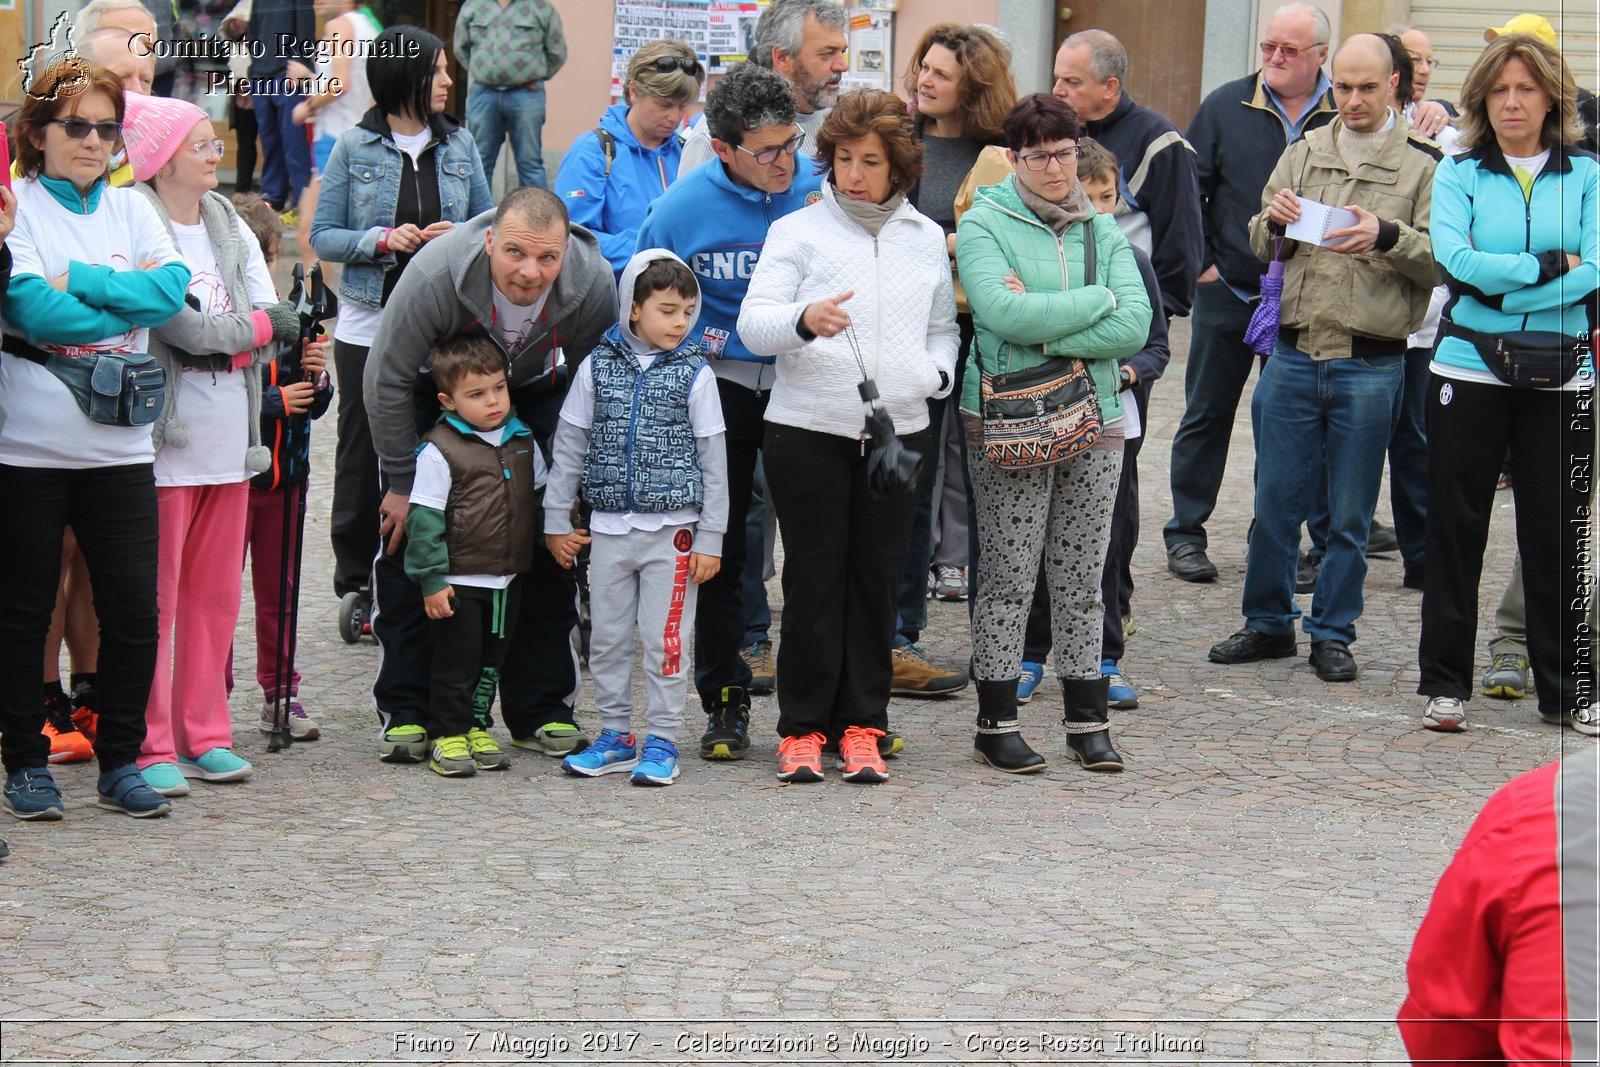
[{"x1": 596, "y1": 128, "x2": 616, "y2": 179}]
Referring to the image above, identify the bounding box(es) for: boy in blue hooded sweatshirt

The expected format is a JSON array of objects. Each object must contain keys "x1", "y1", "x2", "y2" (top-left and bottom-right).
[
  {"x1": 545, "y1": 250, "x2": 730, "y2": 786},
  {"x1": 405, "y1": 336, "x2": 547, "y2": 779},
  {"x1": 634, "y1": 61, "x2": 822, "y2": 760}
]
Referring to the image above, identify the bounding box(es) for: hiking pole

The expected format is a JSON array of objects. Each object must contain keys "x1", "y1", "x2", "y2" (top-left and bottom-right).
[{"x1": 267, "y1": 263, "x2": 337, "y2": 753}]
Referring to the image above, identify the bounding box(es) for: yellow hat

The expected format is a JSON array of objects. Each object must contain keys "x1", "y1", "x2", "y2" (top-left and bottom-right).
[{"x1": 1483, "y1": 14, "x2": 1558, "y2": 48}]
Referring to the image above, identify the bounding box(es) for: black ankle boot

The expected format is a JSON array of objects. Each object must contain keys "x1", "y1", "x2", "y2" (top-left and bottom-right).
[
  {"x1": 1061, "y1": 676, "x2": 1124, "y2": 773},
  {"x1": 973, "y1": 679, "x2": 1047, "y2": 774}
]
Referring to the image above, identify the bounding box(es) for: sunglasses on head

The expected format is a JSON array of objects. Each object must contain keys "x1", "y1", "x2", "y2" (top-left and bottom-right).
[
  {"x1": 648, "y1": 56, "x2": 704, "y2": 78},
  {"x1": 50, "y1": 118, "x2": 122, "y2": 142}
]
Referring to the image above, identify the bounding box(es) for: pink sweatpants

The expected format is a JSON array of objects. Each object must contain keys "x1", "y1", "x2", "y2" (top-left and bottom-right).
[{"x1": 141, "y1": 481, "x2": 250, "y2": 766}]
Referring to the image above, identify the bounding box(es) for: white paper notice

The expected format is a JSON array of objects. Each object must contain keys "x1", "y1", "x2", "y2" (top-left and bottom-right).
[
  {"x1": 1123, "y1": 392, "x2": 1143, "y2": 441},
  {"x1": 1285, "y1": 197, "x2": 1360, "y2": 247}
]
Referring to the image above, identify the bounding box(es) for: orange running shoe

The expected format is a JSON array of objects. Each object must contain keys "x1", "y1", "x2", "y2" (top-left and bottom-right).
[
  {"x1": 775, "y1": 732, "x2": 825, "y2": 783},
  {"x1": 837, "y1": 725, "x2": 888, "y2": 784},
  {"x1": 42, "y1": 696, "x2": 94, "y2": 764},
  {"x1": 71, "y1": 696, "x2": 99, "y2": 745}
]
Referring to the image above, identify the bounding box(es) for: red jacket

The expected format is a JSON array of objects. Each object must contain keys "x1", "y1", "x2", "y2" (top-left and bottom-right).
[{"x1": 1398, "y1": 748, "x2": 1598, "y2": 1065}]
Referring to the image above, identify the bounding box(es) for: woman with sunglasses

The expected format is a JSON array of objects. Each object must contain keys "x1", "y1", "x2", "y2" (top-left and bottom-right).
[
  {"x1": 311, "y1": 25, "x2": 493, "y2": 614},
  {"x1": 119, "y1": 93, "x2": 306, "y2": 796},
  {"x1": 955, "y1": 93, "x2": 1149, "y2": 775},
  {"x1": 555, "y1": 41, "x2": 705, "y2": 278},
  {"x1": 0, "y1": 60, "x2": 190, "y2": 821},
  {"x1": 738, "y1": 88, "x2": 958, "y2": 785}
]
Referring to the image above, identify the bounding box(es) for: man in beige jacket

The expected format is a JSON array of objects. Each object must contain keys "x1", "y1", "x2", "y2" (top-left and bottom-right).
[{"x1": 1208, "y1": 34, "x2": 1440, "y2": 683}]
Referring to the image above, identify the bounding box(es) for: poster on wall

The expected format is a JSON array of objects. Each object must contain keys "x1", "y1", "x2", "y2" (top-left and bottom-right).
[{"x1": 609, "y1": 0, "x2": 889, "y2": 99}]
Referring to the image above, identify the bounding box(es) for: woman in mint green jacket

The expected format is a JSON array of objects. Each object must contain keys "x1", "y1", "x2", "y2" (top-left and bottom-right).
[{"x1": 954, "y1": 93, "x2": 1150, "y2": 776}]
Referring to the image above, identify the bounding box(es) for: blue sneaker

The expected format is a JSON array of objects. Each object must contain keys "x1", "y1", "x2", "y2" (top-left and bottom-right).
[
  {"x1": 96, "y1": 764, "x2": 172, "y2": 818},
  {"x1": 178, "y1": 748, "x2": 254, "y2": 782},
  {"x1": 561, "y1": 729, "x2": 637, "y2": 777},
  {"x1": 1102, "y1": 659, "x2": 1139, "y2": 710},
  {"x1": 1017, "y1": 662, "x2": 1046, "y2": 705},
  {"x1": 630, "y1": 736, "x2": 680, "y2": 786},
  {"x1": 4, "y1": 767, "x2": 64, "y2": 821}
]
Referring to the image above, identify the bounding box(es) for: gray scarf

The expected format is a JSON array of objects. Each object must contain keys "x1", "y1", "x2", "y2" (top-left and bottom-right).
[
  {"x1": 1012, "y1": 174, "x2": 1094, "y2": 235},
  {"x1": 832, "y1": 185, "x2": 906, "y2": 237}
]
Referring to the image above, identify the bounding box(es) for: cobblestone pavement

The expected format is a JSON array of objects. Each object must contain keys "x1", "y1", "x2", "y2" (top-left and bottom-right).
[{"x1": 1, "y1": 300, "x2": 1591, "y2": 1065}]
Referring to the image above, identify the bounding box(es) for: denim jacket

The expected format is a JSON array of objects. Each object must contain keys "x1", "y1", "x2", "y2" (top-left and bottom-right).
[{"x1": 310, "y1": 108, "x2": 494, "y2": 310}]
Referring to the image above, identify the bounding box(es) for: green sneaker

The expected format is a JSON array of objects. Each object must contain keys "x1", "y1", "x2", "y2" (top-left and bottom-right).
[
  {"x1": 428, "y1": 734, "x2": 476, "y2": 777},
  {"x1": 465, "y1": 727, "x2": 510, "y2": 770},
  {"x1": 511, "y1": 723, "x2": 590, "y2": 756},
  {"x1": 380, "y1": 724, "x2": 428, "y2": 764}
]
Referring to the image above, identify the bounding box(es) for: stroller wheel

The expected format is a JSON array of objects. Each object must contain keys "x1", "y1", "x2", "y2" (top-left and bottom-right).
[{"x1": 338, "y1": 591, "x2": 367, "y2": 644}]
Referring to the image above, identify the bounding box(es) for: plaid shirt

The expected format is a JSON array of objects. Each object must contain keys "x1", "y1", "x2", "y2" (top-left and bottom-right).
[{"x1": 453, "y1": 0, "x2": 567, "y2": 87}]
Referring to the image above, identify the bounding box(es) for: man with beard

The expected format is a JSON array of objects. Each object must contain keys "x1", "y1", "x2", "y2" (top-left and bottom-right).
[{"x1": 678, "y1": 0, "x2": 848, "y2": 175}]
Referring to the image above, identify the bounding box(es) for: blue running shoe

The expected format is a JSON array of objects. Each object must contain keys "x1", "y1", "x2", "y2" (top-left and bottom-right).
[
  {"x1": 4, "y1": 767, "x2": 64, "y2": 821},
  {"x1": 96, "y1": 764, "x2": 172, "y2": 818},
  {"x1": 1102, "y1": 659, "x2": 1139, "y2": 710},
  {"x1": 562, "y1": 729, "x2": 637, "y2": 777},
  {"x1": 1017, "y1": 662, "x2": 1046, "y2": 705},
  {"x1": 630, "y1": 736, "x2": 680, "y2": 786}
]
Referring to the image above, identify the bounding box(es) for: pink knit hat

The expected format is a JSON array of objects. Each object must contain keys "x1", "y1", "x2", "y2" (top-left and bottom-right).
[{"x1": 122, "y1": 93, "x2": 209, "y2": 182}]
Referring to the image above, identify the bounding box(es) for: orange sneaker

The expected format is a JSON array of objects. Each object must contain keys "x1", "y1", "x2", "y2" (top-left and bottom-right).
[
  {"x1": 837, "y1": 725, "x2": 888, "y2": 784},
  {"x1": 71, "y1": 702, "x2": 98, "y2": 744},
  {"x1": 43, "y1": 698, "x2": 94, "y2": 764},
  {"x1": 775, "y1": 732, "x2": 825, "y2": 783}
]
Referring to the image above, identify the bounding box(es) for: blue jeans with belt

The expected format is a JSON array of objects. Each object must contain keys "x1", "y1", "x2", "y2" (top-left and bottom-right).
[
  {"x1": 466, "y1": 83, "x2": 548, "y2": 189},
  {"x1": 1241, "y1": 341, "x2": 1402, "y2": 645}
]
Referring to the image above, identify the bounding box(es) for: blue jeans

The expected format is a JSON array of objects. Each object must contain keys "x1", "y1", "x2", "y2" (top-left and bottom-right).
[
  {"x1": 1241, "y1": 343, "x2": 1402, "y2": 644},
  {"x1": 466, "y1": 84, "x2": 548, "y2": 189},
  {"x1": 1165, "y1": 281, "x2": 1261, "y2": 551},
  {"x1": 253, "y1": 77, "x2": 312, "y2": 208}
]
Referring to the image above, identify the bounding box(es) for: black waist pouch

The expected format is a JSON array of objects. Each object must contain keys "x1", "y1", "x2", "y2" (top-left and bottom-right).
[{"x1": 1447, "y1": 323, "x2": 1589, "y2": 389}]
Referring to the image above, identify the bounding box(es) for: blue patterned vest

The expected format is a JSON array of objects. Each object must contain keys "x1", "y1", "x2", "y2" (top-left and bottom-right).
[{"x1": 582, "y1": 338, "x2": 706, "y2": 513}]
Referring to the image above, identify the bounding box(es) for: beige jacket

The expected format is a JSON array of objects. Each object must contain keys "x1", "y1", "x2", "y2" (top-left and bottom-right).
[{"x1": 1247, "y1": 114, "x2": 1441, "y2": 359}]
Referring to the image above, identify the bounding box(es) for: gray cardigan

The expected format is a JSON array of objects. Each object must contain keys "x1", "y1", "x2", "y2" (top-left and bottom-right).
[{"x1": 135, "y1": 185, "x2": 272, "y2": 471}]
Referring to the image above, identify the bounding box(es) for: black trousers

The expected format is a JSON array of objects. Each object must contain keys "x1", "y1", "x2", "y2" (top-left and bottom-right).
[
  {"x1": 1024, "y1": 384, "x2": 1150, "y2": 664},
  {"x1": 331, "y1": 339, "x2": 381, "y2": 597},
  {"x1": 372, "y1": 384, "x2": 579, "y2": 736},
  {"x1": 691, "y1": 378, "x2": 768, "y2": 705},
  {"x1": 428, "y1": 582, "x2": 523, "y2": 738},
  {"x1": 0, "y1": 463, "x2": 158, "y2": 773},
  {"x1": 764, "y1": 422, "x2": 931, "y2": 738},
  {"x1": 1418, "y1": 374, "x2": 1595, "y2": 718}
]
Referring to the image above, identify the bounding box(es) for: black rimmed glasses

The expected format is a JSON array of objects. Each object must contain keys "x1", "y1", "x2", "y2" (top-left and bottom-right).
[
  {"x1": 736, "y1": 127, "x2": 804, "y2": 166},
  {"x1": 49, "y1": 118, "x2": 122, "y2": 142},
  {"x1": 1017, "y1": 144, "x2": 1080, "y2": 171}
]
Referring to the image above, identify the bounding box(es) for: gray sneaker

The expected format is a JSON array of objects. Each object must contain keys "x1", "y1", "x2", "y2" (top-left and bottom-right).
[
  {"x1": 1544, "y1": 707, "x2": 1600, "y2": 735},
  {"x1": 1480, "y1": 653, "x2": 1530, "y2": 699},
  {"x1": 1422, "y1": 696, "x2": 1467, "y2": 732}
]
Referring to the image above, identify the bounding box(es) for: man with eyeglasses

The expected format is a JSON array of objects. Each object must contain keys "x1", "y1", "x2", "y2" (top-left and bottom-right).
[
  {"x1": 1163, "y1": 1, "x2": 1338, "y2": 585},
  {"x1": 454, "y1": 0, "x2": 567, "y2": 189},
  {"x1": 679, "y1": 0, "x2": 849, "y2": 176},
  {"x1": 636, "y1": 63, "x2": 824, "y2": 762},
  {"x1": 1053, "y1": 29, "x2": 1202, "y2": 319}
]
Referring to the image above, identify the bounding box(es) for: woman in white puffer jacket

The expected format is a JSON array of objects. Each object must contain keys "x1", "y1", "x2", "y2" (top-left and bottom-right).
[{"x1": 738, "y1": 88, "x2": 958, "y2": 786}]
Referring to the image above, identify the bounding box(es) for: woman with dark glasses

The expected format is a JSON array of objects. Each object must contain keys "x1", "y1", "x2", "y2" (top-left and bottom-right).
[
  {"x1": 555, "y1": 40, "x2": 705, "y2": 278},
  {"x1": 0, "y1": 59, "x2": 191, "y2": 821}
]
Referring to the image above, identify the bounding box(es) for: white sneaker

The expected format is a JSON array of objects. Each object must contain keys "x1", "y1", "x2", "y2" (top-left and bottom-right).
[
  {"x1": 259, "y1": 697, "x2": 321, "y2": 740},
  {"x1": 1422, "y1": 696, "x2": 1466, "y2": 732},
  {"x1": 1548, "y1": 706, "x2": 1600, "y2": 736}
]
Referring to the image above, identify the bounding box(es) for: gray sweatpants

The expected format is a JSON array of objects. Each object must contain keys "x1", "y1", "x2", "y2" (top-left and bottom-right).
[
  {"x1": 588, "y1": 524, "x2": 701, "y2": 742},
  {"x1": 968, "y1": 437, "x2": 1123, "y2": 683}
]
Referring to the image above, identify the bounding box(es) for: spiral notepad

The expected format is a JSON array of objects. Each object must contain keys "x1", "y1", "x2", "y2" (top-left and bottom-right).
[{"x1": 1285, "y1": 197, "x2": 1360, "y2": 247}]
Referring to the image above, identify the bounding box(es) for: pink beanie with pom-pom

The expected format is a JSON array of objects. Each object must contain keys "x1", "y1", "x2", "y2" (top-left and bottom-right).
[{"x1": 122, "y1": 93, "x2": 209, "y2": 182}]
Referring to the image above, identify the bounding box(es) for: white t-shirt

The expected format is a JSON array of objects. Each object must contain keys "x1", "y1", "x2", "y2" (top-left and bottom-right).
[
  {"x1": 410, "y1": 425, "x2": 549, "y2": 588},
  {"x1": 312, "y1": 9, "x2": 381, "y2": 144},
  {"x1": 493, "y1": 284, "x2": 550, "y2": 353},
  {"x1": 154, "y1": 216, "x2": 278, "y2": 486},
  {"x1": 334, "y1": 127, "x2": 437, "y2": 346},
  {"x1": 558, "y1": 352, "x2": 724, "y2": 534},
  {"x1": 0, "y1": 177, "x2": 184, "y2": 469}
]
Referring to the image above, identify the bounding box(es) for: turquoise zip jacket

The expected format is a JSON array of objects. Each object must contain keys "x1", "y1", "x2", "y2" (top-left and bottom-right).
[
  {"x1": 954, "y1": 174, "x2": 1151, "y2": 417},
  {"x1": 1431, "y1": 141, "x2": 1599, "y2": 378}
]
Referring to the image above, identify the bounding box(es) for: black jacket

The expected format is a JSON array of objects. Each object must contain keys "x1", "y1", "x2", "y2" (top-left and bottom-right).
[
  {"x1": 1084, "y1": 91, "x2": 1204, "y2": 318},
  {"x1": 1186, "y1": 72, "x2": 1336, "y2": 295}
]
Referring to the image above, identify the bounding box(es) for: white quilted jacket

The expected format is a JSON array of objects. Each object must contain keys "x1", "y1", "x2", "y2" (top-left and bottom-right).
[{"x1": 738, "y1": 183, "x2": 959, "y2": 439}]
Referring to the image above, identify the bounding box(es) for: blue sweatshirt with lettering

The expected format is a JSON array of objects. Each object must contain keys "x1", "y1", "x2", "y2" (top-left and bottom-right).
[{"x1": 635, "y1": 153, "x2": 822, "y2": 389}]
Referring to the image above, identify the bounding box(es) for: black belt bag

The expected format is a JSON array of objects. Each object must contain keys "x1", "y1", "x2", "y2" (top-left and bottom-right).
[
  {"x1": 1444, "y1": 322, "x2": 1590, "y2": 389},
  {"x1": 2, "y1": 334, "x2": 166, "y2": 427}
]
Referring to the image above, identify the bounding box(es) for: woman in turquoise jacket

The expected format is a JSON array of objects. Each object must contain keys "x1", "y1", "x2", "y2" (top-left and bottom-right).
[
  {"x1": 1416, "y1": 33, "x2": 1598, "y2": 735},
  {"x1": 955, "y1": 93, "x2": 1149, "y2": 775}
]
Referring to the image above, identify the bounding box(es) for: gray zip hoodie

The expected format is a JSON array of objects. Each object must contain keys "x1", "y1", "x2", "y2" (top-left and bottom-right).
[{"x1": 363, "y1": 209, "x2": 617, "y2": 494}]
